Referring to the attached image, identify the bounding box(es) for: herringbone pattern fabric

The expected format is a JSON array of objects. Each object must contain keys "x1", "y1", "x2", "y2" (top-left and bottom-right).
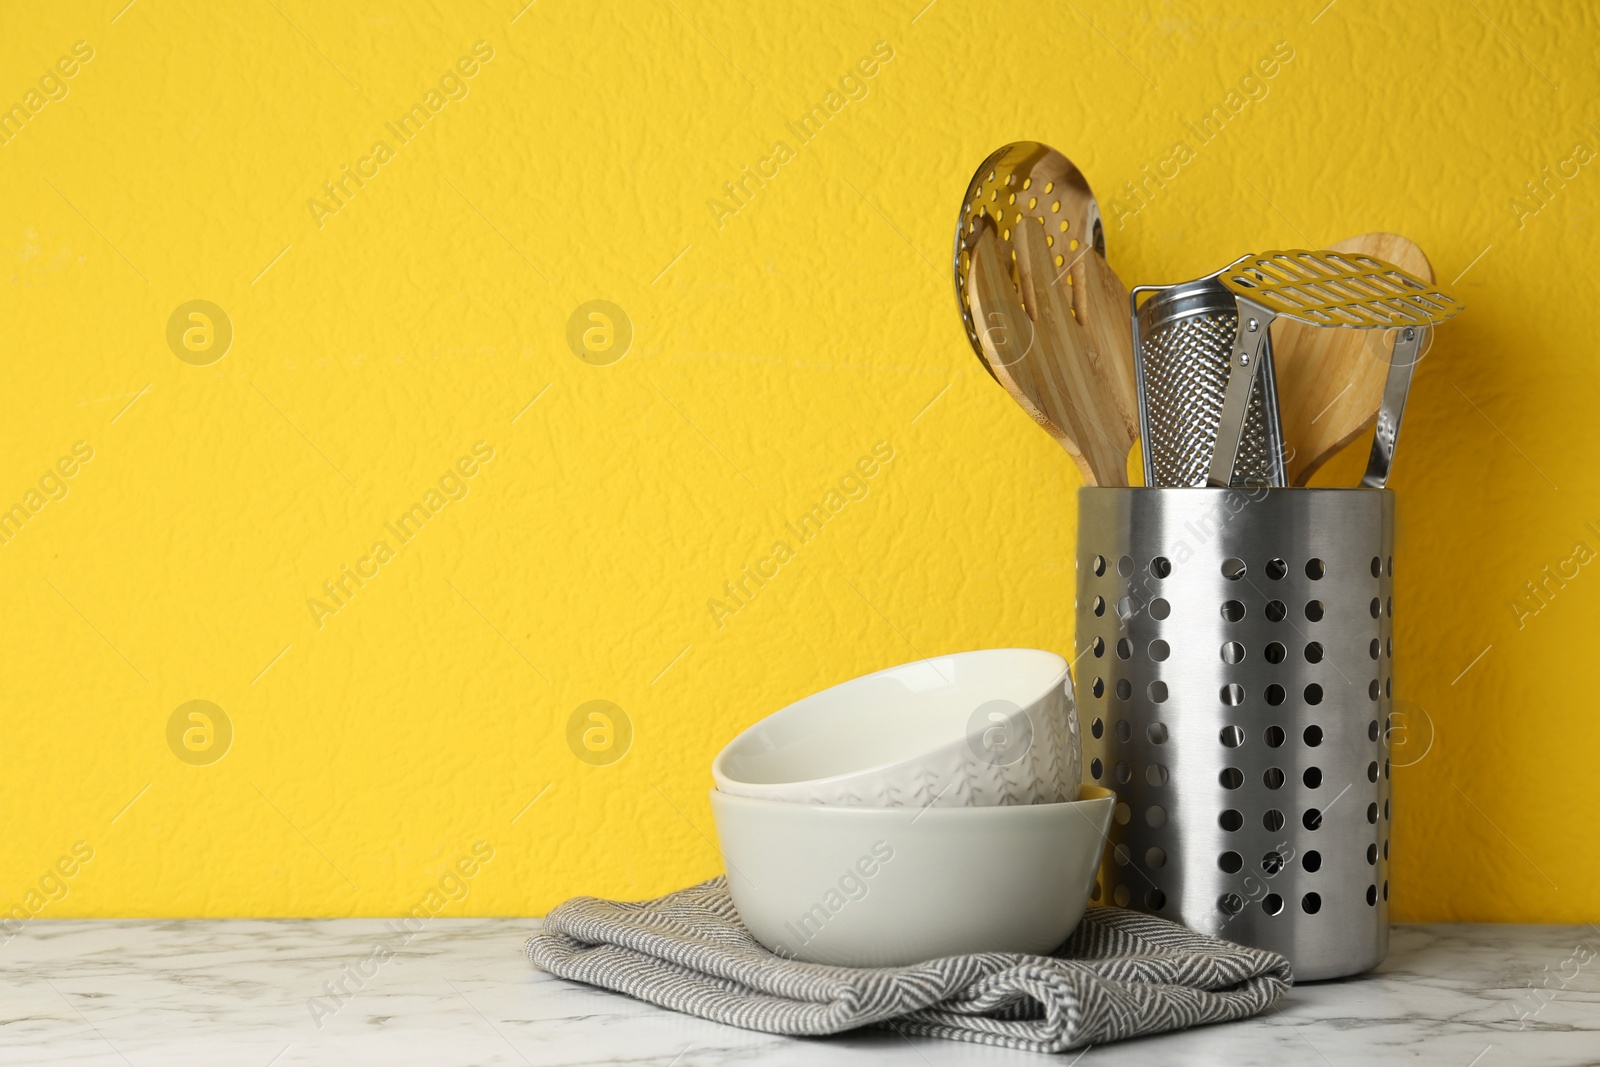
[{"x1": 524, "y1": 878, "x2": 1292, "y2": 1053}]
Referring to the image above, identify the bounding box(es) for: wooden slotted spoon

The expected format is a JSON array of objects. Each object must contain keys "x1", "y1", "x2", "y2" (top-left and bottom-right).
[
  {"x1": 1271, "y1": 233, "x2": 1436, "y2": 485},
  {"x1": 953, "y1": 143, "x2": 1139, "y2": 486}
]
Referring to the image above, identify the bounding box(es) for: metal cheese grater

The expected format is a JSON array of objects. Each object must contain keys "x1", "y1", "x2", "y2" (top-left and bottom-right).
[
  {"x1": 1132, "y1": 250, "x2": 1464, "y2": 489},
  {"x1": 1131, "y1": 278, "x2": 1286, "y2": 488},
  {"x1": 1075, "y1": 487, "x2": 1396, "y2": 980}
]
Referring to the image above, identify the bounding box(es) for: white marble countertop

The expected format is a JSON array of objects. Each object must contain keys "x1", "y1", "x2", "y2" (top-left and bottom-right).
[{"x1": 2, "y1": 919, "x2": 1595, "y2": 1065}]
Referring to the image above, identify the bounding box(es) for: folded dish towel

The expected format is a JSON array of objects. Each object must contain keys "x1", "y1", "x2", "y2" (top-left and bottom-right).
[{"x1": 524, "y1": 878, "x2": 1292, "y2": 1054}]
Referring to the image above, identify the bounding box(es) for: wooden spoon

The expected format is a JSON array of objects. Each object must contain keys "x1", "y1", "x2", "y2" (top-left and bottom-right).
[
  {"x1": 953, "y1": 142, "x2": 1139, "y2": 484},
  {"x1": 1271, "y1": 233, "x2": 1435, "y2": 485}
]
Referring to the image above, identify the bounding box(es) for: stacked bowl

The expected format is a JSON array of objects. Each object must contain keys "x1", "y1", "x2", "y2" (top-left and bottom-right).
[{"x1": 710, "y1": 648, "x2": 1114, "y2": 966}]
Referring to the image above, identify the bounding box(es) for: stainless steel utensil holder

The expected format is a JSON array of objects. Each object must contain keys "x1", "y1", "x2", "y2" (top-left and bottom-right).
[{"x1": 1076, "y1": 487, "x2": 1394, "y2": 980}]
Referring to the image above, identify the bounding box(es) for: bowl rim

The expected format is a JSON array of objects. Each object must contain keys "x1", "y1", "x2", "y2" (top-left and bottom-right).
[
  {"x1": 711, "y1": 648, "x2": 1070, "y2": 794},
  {"x1": 708, "y1": 784, "x2": 1113, "y2": 819}
]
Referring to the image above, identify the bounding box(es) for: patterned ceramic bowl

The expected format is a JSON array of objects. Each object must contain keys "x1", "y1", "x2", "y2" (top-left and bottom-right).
[{"x1": 712, "y1": 649, "x2": 1081, "y2": 808}]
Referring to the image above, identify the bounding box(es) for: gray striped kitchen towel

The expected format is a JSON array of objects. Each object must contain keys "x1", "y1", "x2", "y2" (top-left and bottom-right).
[{"x1": 524, "y1": 878, "x2": 1292, "y2": 1054}]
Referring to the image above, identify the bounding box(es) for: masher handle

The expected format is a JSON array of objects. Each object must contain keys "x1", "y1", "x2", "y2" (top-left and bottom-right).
[{"x1": 1360, "y1": 326, "x2": 1424, "y2": 488}]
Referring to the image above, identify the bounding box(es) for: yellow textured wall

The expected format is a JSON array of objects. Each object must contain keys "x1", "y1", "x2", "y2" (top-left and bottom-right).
[{"x1": 1, "y1": 0, "x2": 1594, "y2": 924}]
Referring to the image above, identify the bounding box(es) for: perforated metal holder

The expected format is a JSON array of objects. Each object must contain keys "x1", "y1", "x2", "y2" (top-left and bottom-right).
[{"x1": 1075, "y1": 487, "x2": 1394, "y2": 981}]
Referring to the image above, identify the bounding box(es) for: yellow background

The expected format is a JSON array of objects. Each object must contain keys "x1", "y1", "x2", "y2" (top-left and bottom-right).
[{"x1": 2, "y1": 0, "x2": 1594, "y2": 923}]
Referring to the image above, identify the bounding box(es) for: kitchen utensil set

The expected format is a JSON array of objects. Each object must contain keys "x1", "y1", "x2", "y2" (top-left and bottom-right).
[
  {"x1": 952, "y1": 142, "x2": 1464, "y2": 487},
  {"x1": 944, "y1": 143, "x2": 1469, "y2": 981}
]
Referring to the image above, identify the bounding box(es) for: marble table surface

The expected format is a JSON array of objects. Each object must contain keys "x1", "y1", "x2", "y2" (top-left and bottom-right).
[{"x1": 2, "y1": 919, "x2": 1596, "y2": 1065}]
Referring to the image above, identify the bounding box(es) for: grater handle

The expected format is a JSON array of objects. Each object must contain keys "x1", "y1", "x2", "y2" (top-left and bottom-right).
[
  {"x1": 1207, "y1": 297, "x2": 1274, "y2": 487},
  {"x1": 1360, "y1": 326, "x2": 1424, "y2": 488}
]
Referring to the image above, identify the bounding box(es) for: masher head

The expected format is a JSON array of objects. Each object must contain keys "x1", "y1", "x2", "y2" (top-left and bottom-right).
[{"x1": 1218, "y1": 249, "x2": 1464, "y2": 328}]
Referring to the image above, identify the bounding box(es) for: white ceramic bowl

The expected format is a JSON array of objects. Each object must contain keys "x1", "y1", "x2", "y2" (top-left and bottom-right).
[
  {"x1": 710, "y1": 785, "x2": 1114, "y2": 966},
  {"x1": 712, "y1": 649, "x2": 1081, "y2": 808}
]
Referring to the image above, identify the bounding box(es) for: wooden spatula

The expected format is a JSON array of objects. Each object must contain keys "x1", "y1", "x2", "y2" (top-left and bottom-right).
[
  {"x1": 1051, "y1": 180, "x2": 1140, "y2": 454},
  {"x1": 964, "y1": 226, "x2": 1073, "y2": 455},
  {"x1": 1271, "y1": 233, "x2": 1436, "y2": 485},
  {"x1": 966, "y1": 219, "x2": 1129, "y2": 486},
  {"x1": 954, "y1": 142, "x2": 1139, "y2": 485}
]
